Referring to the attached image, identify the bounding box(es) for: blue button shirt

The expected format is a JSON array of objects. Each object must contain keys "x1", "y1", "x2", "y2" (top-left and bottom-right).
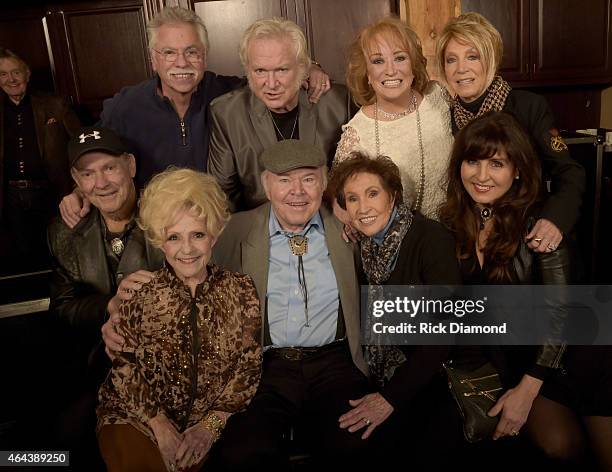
[{"x1": 267, "y1": 208, "x2": 339, "y2": 347}]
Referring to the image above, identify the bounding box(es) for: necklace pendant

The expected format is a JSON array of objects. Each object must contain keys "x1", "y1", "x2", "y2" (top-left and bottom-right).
[
  {"x1": 479, "y1": 207, "x2": 492, "y2": 230},
  {"x1": 111, "y1": 237, "x2": 125, "y2": 256},
  {"x1": 288, "y1": 235, "x2": 308, "y2": 256}
]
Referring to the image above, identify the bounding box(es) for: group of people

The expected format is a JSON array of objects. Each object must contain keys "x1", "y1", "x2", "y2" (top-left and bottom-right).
[{"x1": 2, "y1": 5, "x2": 611, "y2": 472}]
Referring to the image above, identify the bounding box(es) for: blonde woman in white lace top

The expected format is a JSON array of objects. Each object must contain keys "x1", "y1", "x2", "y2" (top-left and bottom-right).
[{"x1": 333, "y1": 17, "x2": 453, "y2": 222}]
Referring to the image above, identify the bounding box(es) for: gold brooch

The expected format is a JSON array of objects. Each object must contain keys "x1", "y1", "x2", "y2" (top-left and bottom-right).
[
  {"x1": 288, "y1": 235, "x2": 308, "y2": 256},
  {"x1": 551, "y1": 135, "x2": 568, "y2": 152}
]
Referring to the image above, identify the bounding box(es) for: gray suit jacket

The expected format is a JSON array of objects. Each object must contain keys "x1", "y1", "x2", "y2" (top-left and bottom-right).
[
  {"x1": 213, "y1": 202, "x2": 368, "y2": 376},
  {"x1": 208, "y1": 85, "x2": 351, "y2": 212}
]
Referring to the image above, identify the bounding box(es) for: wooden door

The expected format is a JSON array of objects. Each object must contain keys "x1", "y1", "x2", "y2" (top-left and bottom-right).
[
  {"x1": 461, "y1": 0, "x2": 530, "y2": 83},
  {"x1": 530, "y1": 0, "x2": 612, "y2": 84},
  {"x1": 0, "y1": 7, "x2": 55, "y2": 93},
  {"x1": 45, "y1": 0, "x2": 152, "y2": 121}
]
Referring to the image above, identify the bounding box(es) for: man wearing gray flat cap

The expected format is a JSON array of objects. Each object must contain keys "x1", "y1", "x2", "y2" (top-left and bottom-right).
[{"x1": 210, "y1": 138, "x2": 369, "y2": 470}]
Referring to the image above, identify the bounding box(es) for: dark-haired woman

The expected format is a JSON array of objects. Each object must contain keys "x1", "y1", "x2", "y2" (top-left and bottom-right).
[
  {"x1": 329, "y1": 153, "x2": 462, "y2": 466},
  {"x1": 439, "y1": 111, "x2": 612, "y2": 469},
  {"x1": 437, "y1": 12, "x2": 585, "y2": 256}
]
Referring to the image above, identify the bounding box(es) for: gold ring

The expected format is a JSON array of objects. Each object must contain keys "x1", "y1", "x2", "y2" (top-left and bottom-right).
[
  {"x1": 511, "y1": 429, "x2": 519, "y2": 436},
  {"x1": 533, "y1": 238, "x2": 543, "y2": 243}
]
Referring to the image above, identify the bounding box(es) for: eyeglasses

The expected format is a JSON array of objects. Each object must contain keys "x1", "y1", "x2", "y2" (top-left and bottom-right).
[{"x1": 152, "y1": 47, "x2": 204, "y2": 63}]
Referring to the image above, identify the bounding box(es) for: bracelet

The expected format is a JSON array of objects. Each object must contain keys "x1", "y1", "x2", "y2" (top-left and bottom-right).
[{"x1": 202, "y1": 412, "x2": 225, "y2": 442}]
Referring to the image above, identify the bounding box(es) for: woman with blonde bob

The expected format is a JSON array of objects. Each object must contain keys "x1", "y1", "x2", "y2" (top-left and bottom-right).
[
  {"x1": 333, "y1": 16, "x2": 454, "y2": 223},
  {"x1": 436, "y1": 12, "x2": 584, "y2": 256},
  {"x1": 97, "y1": 168, "x2": 261, "y2": 472}
]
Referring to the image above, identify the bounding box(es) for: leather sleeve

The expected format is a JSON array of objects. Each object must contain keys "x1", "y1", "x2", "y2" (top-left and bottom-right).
[
  {"x1": 530, "y1": 244, "x2": 571, "y2": 373},
  {"x1": 47, "y1": 223, "x2": 112, "y2": 338}
]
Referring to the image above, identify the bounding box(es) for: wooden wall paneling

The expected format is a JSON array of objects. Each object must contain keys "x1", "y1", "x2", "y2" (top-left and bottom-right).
[
  {"x1": 402, "y1": 0, "x2": 460, "y2": 82},
  {"x1": 194, "y1": 0, "x2": 286, "y2": 78},
  {"x1": 47, "y1": 1, "x2": 152, "y2": 121},
  {"x1": 531, "y1": 0, "x2": 612, "y2": 83},
  {"x1": 303, "y1": 0, "x2": 397, "y2": 84},
  {"x1": 0, "y1": 8, "x2": 55, "y2": 93}
]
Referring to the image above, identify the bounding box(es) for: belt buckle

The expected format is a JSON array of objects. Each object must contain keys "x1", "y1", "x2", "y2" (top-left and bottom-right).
[{"x1": 282, "y1": 348, "x2": 304, "y2": 361}]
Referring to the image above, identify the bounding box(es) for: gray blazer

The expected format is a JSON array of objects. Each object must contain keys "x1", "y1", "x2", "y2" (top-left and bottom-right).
[
  {"x1": 208, "y1": 85, "x2": 351, "y2": 212},
  {"x1": 213, "y1": 202, "x2": 368, "y2": 376}
]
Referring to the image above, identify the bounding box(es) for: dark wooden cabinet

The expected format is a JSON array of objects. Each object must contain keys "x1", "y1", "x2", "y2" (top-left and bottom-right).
[
  {"x1": 462, "y1": 0, "x2": 612, "y2": 86},
  {"x1": 195, "y1": 0, "x2": 398, "y2": 83},
  {"x1": 460, "y1": 0, "x2": 529, "y2": 82},
  {"x1": 44, "y1": 0, "x2": 153, "y2": 121}
]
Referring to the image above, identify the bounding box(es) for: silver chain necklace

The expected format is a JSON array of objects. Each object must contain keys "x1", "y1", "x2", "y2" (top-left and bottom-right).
[
  {"x1": 374, "y1": 92, "x2": 425, "y2": 212},
  {"x1": 269, "y1": 109, "x2": 299, "y2": 140}
]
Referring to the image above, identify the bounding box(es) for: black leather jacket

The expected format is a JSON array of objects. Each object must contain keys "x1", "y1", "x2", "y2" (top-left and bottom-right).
[
  {"x1": 48, "y1": 208, "x2": 164, "y2": 380},
  {"x1": 457, "y1": 224, "x2": 571, "y2": 381},
  {"x1": 512, "y1": 238, "x2": 571, "y2": 371}
]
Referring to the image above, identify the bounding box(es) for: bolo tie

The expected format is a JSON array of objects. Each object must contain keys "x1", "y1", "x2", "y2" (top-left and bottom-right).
[{"x1": 285, "y1": 226, "x2": 313, "y2": 327}]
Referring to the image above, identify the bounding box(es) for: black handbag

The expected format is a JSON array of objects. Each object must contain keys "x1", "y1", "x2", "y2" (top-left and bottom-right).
[{"x1": 443, "y1": 360, "x2": 504, "y2": 443}]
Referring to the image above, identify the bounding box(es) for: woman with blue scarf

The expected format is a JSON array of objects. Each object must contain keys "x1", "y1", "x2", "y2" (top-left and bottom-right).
[{"x1": 329, "y1": 154, "x2": 461, "y2": 467}]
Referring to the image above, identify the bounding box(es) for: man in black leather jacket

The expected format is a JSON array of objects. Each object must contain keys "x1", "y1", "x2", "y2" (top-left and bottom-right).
[{"x1": 46, "y1": 126, "x2": 163, "y2": 464}]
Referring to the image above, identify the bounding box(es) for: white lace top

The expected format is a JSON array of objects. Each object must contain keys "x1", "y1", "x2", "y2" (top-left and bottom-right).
[{"x1": 334, "y1": 81, "x2": 454, "y2": 220}]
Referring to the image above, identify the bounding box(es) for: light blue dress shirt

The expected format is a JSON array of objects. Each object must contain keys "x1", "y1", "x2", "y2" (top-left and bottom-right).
[{"x1": 266, "y1": 208, "x2": 339, "y2": 347}]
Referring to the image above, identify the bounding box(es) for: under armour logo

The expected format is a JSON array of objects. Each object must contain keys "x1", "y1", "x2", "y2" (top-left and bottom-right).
[{"x1": 79, "y1": 131, "x2": 101, "y2": 143}]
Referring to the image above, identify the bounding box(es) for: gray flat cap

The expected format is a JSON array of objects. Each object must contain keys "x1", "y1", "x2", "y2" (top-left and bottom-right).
[{"x1": 260, "y1": 139, "x2": 326, "y2": 174}]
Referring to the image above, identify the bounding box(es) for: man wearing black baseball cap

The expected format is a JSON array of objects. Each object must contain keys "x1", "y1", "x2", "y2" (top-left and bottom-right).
[{"x1": 47, "y1": 126, "x2": 163, "y2": 466}]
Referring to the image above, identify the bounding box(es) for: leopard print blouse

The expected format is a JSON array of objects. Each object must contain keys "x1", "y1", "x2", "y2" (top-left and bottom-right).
[{"x1": 97, "y1": 264, "x2": 261, "y2": 442}]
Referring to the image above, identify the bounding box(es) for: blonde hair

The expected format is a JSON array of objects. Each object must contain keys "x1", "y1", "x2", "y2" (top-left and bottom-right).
[
  {"x1": 436, "y1": 12, "x2": 503, "y2": 90},
  {"x1": 147, "y1": 6, "x2": 209, "y2": 53},
  {"x1": 138, "y1": 168, "x2": 229, "y2": 247},
  {"x1": 346, "y1": 16, "x2": 429, "y2": 106},
  {"x1": 239, "y1": 17, "x2": 310, "y2": 78}
]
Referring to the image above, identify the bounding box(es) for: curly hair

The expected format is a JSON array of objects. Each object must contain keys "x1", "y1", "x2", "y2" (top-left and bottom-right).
[
  {"x1": 138, "y1": 167, "x2": 230, "y2": 248},
  {"x1": 438, "y1": 111, "x2": 541, "y2": 281},
  {"x1": 346, "y1": 16, "x2": 429, "y2": 106},
  {"x1": 328, "y1": 152, "x2": 404, "y2": 210}
]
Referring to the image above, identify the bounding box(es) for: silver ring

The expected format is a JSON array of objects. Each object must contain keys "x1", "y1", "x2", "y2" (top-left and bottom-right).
[
  {"x1": 547, "y1": 244, "x2": 557, "y2": 251},
  {"x1": 363, "y1": 418, "x2": 371, "y2": 426}
]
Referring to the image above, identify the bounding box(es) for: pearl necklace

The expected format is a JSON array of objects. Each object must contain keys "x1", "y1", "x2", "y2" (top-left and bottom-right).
[
  {"x1": 376, "y1": 92, "x2": 417, "y2": 120},
  {"x1": 374, "y1": 91, "x2": 425, "y2": 212}
]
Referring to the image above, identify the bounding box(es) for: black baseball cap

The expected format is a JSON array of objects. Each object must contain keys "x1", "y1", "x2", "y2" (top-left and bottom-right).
[{"x1": 68, "y1": 126, "x2": 129, "y2": 168}]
